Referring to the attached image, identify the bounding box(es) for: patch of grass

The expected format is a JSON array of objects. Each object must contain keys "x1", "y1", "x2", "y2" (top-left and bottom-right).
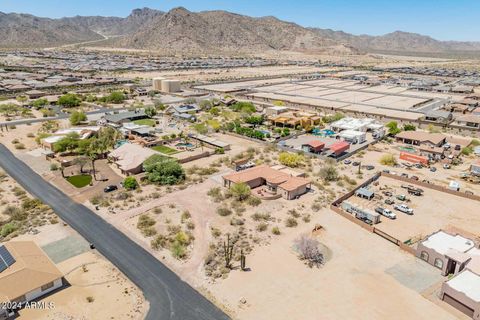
[
  {"x1": 66, "y1": 174, "x2": 92, "y2": 188},
  {"x1": 133, "y1": 119, "x2": 156, "y2": 127},
  {"x1": 151, "y1": 145, "x2": 179, "y2": 155}
]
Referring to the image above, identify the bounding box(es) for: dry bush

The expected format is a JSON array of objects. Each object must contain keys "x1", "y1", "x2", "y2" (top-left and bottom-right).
[{"x1": 294, "y1": 234, "x2": 324, "y2": 268}]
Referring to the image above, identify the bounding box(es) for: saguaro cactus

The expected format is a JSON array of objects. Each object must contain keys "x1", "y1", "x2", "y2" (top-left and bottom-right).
[{"x1": 223, "y1": 234, "x2": 235, "y2": 268}]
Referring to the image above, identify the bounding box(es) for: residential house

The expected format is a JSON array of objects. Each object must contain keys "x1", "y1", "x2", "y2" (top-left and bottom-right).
[
  {"x1": 454, "y1": 115, "x2": 480, "y2": 129},
  {"x1": 222, "y1": 165, "x2": 311, "y2": 200},
  {"x1": 104, "y1": 110, "x2": 148, "y2": 125},
  {"x1": 395, "y1": 131, "x2": 446, "y2": 147},
  {"x1": 417, "y1": 230, "x2": 480, "y2": 319},
  {"x1": 108, "y1": 143, "x2": 158, "y2": 175},
  {"x1": 0, "y1": 241, "x2": 64, "y2": 319}
]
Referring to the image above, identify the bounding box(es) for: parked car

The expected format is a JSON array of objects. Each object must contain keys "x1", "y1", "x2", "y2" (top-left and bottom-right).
[
  {"x1": 396, "y1": 194, "x2": 406, "y2": 201},
  {"x1": 430, "y1": 167, "x2": 437, "y2": 172},
  {"x1": 455, "y1": 145, "x2": 461, "y2": 151},
  {"x1": 375, "y1": 207, "x2": 396, "y2": 219},
  {"x1": 408, "y1": 189, "x2": 422, "y2": 196},
  {"x1": 394, "y1": 204, "x2": 414, "y2": 215},
  {"x1": 443, "y1": 164, "x2": 451, "y2": 169},
  {"x1": 343, "y1": 159, "x2": 352, "y2": 165},
  {"x1": 411, "y1": 175, "x2": 419, "y2": 181},
  {"x1": 365, "y1": 165, "x2": 375, "y2": 170},
  {"x1": 415, "y1": 164, "x2": 423, "y2": 169},
  {"x1": 352, "y1": 161, "x2": 360, "y2": 166},
  {"x1": 384, "y1": 199, "x2": 395, "y2": 205},
  {"x1": 382, "y1": 169, "x2": 390, "y2": 174},
  {"x1": 104, "y1": 185, "x2": 118, "y2": 193},
  {"x1": 465, "y1": 190, "x2": 474, "y2": 195},
  {"x1": 382, "y1": 191, "x2": 393, "y2": 197},
  {"x1": 401, "y1": 173, "x2": 409, "y2": 178}
]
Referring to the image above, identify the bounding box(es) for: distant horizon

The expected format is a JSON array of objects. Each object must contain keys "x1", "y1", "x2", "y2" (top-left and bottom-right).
[{"x1": 2, "y1": 0, "x2": 480, "y2": 42}]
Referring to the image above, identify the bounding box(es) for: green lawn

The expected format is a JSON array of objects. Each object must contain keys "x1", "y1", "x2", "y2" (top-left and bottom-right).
[
  {"x1": 133, "y1": 119, "x2": 156, "y2": 127},
  {"x1": 151, "y1": 145, "x2": 179, "y2": 155},
  {"x1": 66, "y1": 174, "x2": 92, "y2": 188}
]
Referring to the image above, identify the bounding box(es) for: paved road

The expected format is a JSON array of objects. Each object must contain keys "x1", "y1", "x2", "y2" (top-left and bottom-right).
[{"x1": 0, "y1": 144, "x2": 230, "y2": 320}]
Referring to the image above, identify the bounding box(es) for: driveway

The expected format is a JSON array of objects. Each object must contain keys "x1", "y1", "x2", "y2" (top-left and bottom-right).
[{"x1": 0, "y1": 144, "x2": 230, "y2": 320}]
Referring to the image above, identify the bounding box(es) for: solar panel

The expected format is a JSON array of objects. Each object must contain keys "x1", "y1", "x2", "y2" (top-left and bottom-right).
[{"x1": 0, "y1": 245, "x2": 16, "y2": 273}]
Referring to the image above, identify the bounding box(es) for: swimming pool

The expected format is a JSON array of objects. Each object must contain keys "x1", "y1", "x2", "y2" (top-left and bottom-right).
[
  {"x1": 312, "y1": 128, "x2": 335, "y2": 136},
  {"x1": 176, "y1": 143, "x2": 195, "y2": 148}
]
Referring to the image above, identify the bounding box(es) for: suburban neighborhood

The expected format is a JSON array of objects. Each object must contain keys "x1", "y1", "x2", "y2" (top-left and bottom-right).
[{"x1": 1, "y1": 2, "x2": 480, "y2": 320}]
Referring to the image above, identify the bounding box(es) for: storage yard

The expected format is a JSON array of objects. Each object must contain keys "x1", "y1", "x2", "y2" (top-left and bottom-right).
[{"x1": 340, "y1": 175, "x2": 480, "y2": 243}]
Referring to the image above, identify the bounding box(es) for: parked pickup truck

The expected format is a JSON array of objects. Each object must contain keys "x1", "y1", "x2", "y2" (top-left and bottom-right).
[
  {"x1": 396, "y1": 194, "x2": 407, "y2": 201},
  {"x1": 375, "y1": 207, "x2": 396, "y2": 219},
  {"x1": 394, "y1": 204, "x2": 413, "y2": 215}
]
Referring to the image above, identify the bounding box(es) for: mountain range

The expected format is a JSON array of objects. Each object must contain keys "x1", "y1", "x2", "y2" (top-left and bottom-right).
[{"x1": 1, "y1": 6, "x2": 479, "y2": 56}]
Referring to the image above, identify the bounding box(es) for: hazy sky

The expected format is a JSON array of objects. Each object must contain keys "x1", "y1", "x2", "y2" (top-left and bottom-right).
[{"x1": 2, "y1": 0, "x2": 477, "y2": 41}]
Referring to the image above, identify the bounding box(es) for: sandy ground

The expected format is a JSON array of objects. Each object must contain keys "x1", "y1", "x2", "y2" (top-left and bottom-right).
[{"x1": 207, "y1": 208, "x2": 458, "y2": 320}]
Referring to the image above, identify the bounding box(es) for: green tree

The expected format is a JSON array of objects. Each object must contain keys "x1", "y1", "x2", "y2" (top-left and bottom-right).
[
  {"x1": 279, "y1": 152, "x2": 304, "y2": 168},
  {"x1": 386, "y1": 121, "x2": 401, "y2": 136},
  {"x1": 58, "y1": 93, "x2": 81, "y2": 108},
  {"x1": 69, "y1": 110, "x2": 87, "y2": 125},
  {"x1": 230, "y1": 183, "x2": 251, "y2": 201},
  {"x1": 403, "y1": 124, "x2": 416, "y2": 131},
  {"x1": 32, "y1": 98, "x2": 48, "y2": 109},
  {"x1": 231, "y1": 101, "x2": 256, "y2": 114},
  {"x1": 123, "y1": 176, "x2": 138, "y2": 190},
  {"x1": 144, "y1": 106, "x2": 157, "y2": 117},
  {"x1": 143, "y1": 155, "x2": 185, "y2": 185},
  {"x1": 106, "y1": 91, "x2": 126, "y2": 104}
]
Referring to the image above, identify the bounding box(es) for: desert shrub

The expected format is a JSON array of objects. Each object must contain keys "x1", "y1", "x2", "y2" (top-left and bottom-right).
[
  {"x1": 137, "y1": 214, "x2": 156, "y2": 229},
  {"x1": 246, "y1": 196, "x2": 261, "y2": 207},
  {"x1": 278, "y1": 152, "x2": 304, "y2": 168},
  {"x1": 256, "y1": 222, "x2": 268, "y2": 232},
  {"x1": 319, "y1": 164, "x2": 339, "y2": 182},
  {"x1": 311, "y1": 203, "x2": 322, "y2": 212},
  {"x1": 207, "y1": 187, "x2": 223, "y2": 202},
  {"x1": 272, "y1": 226, "x2": 281, "y2": 235},
  {"x1": 379, "y1": 153, "x2": 397, "y2": 166},
  {"x1": 1, "y1": 222, "x2": 18, "y2": 237},
  {"x1": 186, "y1": 221, "x2": 195, "y2": 230},
  {"x1": 211, "y1": 227, "x2": 222, "y2": 238},
  {"x1": 217, "y1": 207, "x2": 232, "y2": 217},
  {"x1": 181, "y1": 210, "x2": 191, "y2": 222},
  {"x1": 287, "y1": 209, "x2": 300, "y2": 218},
  {"x1": 151, "y1": 234, "x2": 168, "y2": 250},
  {"x1": 230, "y1": 217, "x2": 244, "y2": 226},
  {"x1": 294, "y1": 234, "x2": 324, "y2": 268},
  {"x1": 3, "y1": 206, "x2": 27, "y2": 221},
  {"x1": 251, "y1": 212, "x2": 271, "y2": 222},
  {"x1": 285, "y1": 217, "x2": 298, "y2": 227},
  {"x1": 171, "y1": 241, "x2": 187, "y2": 259},
  {"x1": 123, "y1": 176, "x2": 138, "y2": 190}
]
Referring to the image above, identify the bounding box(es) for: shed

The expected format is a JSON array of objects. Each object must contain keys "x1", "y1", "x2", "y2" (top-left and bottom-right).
[{"x1": 355, "y1": 187, "x2": 374, "y2": 200}]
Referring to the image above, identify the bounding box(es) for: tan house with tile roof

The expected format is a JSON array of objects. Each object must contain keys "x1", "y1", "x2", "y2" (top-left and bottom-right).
[
  {"x1": 0, "y1": 241, "x2": 63, "y2": 318},
  {"x1": 223, "y1": 165, "x2": 311, "y2": 200}
]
